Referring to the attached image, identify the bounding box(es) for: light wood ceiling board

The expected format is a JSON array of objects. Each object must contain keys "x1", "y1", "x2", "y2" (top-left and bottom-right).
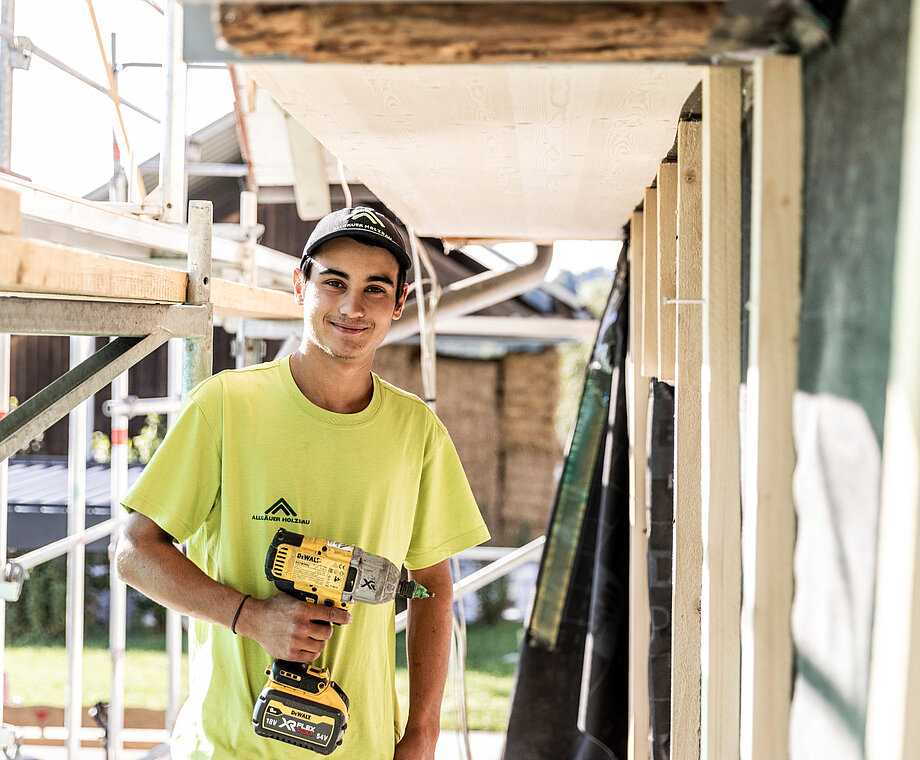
[
  {"x1": 242, "y1": 62, "x2": 703, "y2": 240},
  {"x1": 218, "y1": 2, "x2": 723, "y2": 64}
]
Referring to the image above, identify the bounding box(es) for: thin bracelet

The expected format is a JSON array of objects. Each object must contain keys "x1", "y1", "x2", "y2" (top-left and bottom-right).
[{"x1": 231, "y1": 594, "x2": 251, "y2": 635}]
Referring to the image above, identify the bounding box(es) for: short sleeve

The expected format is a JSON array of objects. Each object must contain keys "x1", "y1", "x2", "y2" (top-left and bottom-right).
[
  {"x1": 404, "y1": 426, "x2": 490, "y2": 570},
  {"x1": 121, "y1": 380, "x2": 222, "y2": 544}
]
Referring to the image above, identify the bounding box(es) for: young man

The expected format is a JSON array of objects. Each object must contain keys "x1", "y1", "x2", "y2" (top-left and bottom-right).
[{"x1": 116, "y1": 206, "x2": 490, "y2": 760}]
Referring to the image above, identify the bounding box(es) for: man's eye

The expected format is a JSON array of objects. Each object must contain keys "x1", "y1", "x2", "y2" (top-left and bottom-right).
[{"x1": 324, "y1": 279, "x2": 345, "y2": 288}]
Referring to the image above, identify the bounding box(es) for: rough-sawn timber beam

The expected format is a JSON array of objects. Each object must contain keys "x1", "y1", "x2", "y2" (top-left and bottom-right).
[
  {"x1": 218, "y1": 2, "x2": 724, "y2": 64},
  {"x1": 1, "y1": 237, "x2": 300, "y2": 321}
]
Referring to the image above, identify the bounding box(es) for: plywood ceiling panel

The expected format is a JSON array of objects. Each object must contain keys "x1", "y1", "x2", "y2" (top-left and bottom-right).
[{"x1": 241, "y1": 62, "x2": 703, "y2": 240}]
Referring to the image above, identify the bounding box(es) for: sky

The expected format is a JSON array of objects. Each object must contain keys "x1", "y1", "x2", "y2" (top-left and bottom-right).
[{"x1": 9, "y1": 0, "x2": 619, "y2": 277}]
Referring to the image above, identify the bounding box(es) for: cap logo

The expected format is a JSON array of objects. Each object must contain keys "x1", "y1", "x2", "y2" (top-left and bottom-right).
[{"x1": 347, "y1": 209, "x2": 385, "y2": 228}]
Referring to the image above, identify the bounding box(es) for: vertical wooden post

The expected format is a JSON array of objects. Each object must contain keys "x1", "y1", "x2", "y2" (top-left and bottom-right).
[
  {"x1": 657, "y1": 162, "x2": 679, "y2": 384},
  {"x1": 671, "y1": 119, "x2": 704, "y2": 760},
  {"x1": 866, "y1": 3, "x2": 920, "y2": 755},
  {"x1": 700, "y1": 65, "x2": 742, "y2": 760},
  {"x1": 741, "y1": 55, "x2": 802, "y2": 760},
  {"x1": 628, "y1": 210, "x2": 651, "y2": 760},
  {"x1": 642, "y1": 188, "x2": 659, "y2": 379}
]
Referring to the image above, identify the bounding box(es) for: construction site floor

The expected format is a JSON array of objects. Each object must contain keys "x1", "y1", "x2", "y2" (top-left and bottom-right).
[{"x1": 16, "y1": 730, "x2": 506, "y2": 759}]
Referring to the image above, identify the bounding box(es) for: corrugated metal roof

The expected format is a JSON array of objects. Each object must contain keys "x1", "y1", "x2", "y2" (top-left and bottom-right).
[{"x1": 7, "y1": 457, "x2": 144, "y2": 511}]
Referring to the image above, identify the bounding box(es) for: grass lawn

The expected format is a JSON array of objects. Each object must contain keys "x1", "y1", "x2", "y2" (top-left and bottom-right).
[
  {"x1": 5, "y1": 632, "x2": 189, "y2": 710},
  {"x1": 395, "y1": 619, "x2": 522, "y2": 732},
  {"x1": 5, "y1": 621, "x2": 522, "y2": 732}
]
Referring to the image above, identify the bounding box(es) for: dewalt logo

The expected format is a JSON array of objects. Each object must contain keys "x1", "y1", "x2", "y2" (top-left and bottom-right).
[{"x1": 252, "y1": 498, "x2": 310, "y2": 526}]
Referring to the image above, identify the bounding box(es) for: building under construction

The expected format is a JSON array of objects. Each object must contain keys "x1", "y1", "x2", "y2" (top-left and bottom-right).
[{"x1": 1, "y1": 1, "x2": 919, "y2": 760}]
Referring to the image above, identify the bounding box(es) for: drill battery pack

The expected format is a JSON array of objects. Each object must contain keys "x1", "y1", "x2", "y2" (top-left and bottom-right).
[{"x1": 252, "y1": 661, "x2": 349, "y2": 755}]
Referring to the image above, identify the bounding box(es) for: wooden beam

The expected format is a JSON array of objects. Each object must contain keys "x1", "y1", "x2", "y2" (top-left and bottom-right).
[
  {"x1": 671, "y1": 119, "x2": 704, "y2": 760},
  {"x1": 0, "y1": 235, "x2": 301, "y2": 322},
  {"x1": 627, "y1": 209, "x2": 651, "y2": 760},
  {"x1": 220, "y1": 2, "x2": 724, "y2": 64},
  {"x1": 657, "y1": 162, "x2": 679, "y2": 384},
  {"x1": 741, "y1": 54, "x2": 802, "y2": 760},
  {"x1": 0, "y1": 185, "x2": 21, "y2": 236},
  {"x1": 1, "y1": 237, "x2": 188, "y2": 303},
  {"x1": 700, "y1": 65, "x2": 742, "y2": 760},
  {"x1": 212, "y1": 278, "x2": 301, "y2": 321},
  {"x1": 642, "y1": 187, "x2": 659, "y2": 379},
  {"x1": 866, "y1": 2, "x2": 920, "y2": 756}
]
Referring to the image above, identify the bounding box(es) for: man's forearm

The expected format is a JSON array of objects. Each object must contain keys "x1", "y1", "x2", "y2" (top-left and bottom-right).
[
  {"x1": 400, "y1": 561, "x2": 454, "y2": 756},
  {"x1": 115, "y1": 512, "x2": 245, "y2": 628},
  {"x1": 115, "y1": 512, "x2": 351, "y2": 660}
]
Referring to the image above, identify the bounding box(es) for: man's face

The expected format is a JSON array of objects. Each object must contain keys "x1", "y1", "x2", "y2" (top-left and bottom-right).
[{"x1": 293, "y1": 237, "x2": 408, "y2": 363}]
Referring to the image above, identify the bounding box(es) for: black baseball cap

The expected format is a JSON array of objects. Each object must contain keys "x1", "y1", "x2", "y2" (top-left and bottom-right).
[{"x1": 300, "y1": 206, "x2": 412, "y2": 271}]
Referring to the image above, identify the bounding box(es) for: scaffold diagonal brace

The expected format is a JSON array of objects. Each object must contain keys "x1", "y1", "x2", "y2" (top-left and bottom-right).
[{"x1": 0, "y1": 330, "x2": 171, "y2": 462}]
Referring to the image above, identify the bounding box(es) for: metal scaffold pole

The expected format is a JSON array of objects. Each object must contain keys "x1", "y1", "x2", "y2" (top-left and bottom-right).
[
  {"x1": 0, "y1": 0, "x2": 13, "y2": 169},
  {"x1": 108, "y1": 363, "x2": 130, "y2": 760},
  {"x1": 0, "y1": 332, "x2": 9, "y2": 729},
  {"x1": 65, "y1": 336, "x2": 93, "y2": 759},
  {"x1": 186, "y1": 200, "x2": 214, "y2": 391},
  {"x1": 165, "y1": 338, "x2": 184, "y2": 730},
  {"x1": 161, "y1": 0, "x2": 187, "y2": 224}
]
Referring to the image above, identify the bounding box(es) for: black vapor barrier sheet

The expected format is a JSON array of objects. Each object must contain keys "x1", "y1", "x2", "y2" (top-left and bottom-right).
[
  {"x1": 504, "y1": 248, "x2": 630, "y2": 760},
  {"x1": 647, "y1": 381, "x2": 674, "y2": 760}
]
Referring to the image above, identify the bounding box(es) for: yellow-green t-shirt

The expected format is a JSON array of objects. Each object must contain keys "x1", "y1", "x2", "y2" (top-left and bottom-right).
[{"x1": 122, "y1": 356, "x2": 490, "y2": 760}]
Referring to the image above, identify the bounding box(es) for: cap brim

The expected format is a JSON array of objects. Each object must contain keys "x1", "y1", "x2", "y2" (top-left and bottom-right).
[{"x1": 305, "y1": 229, "x2": 412, "y2": 271}]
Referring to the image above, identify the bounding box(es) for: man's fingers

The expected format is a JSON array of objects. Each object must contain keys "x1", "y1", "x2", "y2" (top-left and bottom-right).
[{"x1": 307, "y1": 605, "x2": 352, "y2": 626}]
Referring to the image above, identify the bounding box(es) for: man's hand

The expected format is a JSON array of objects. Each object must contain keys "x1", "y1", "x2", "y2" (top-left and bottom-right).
[{"x1": 234, "y1": 594, "x2": 352, "y2": 662}]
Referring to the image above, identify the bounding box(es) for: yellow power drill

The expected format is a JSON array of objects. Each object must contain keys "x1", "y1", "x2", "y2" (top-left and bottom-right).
[{"x1": 252, "y1": 528, "x2": 432, "y2": 754}]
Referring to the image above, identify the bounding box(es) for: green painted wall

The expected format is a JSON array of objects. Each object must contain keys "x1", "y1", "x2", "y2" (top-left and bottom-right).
[{"x1": 799, "y1": 0, "x2": 911, "y2": 443}]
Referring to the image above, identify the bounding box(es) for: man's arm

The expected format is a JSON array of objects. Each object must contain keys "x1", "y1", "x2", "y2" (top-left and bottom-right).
[
  {"x1": 395, "y1": 559, "x2": 454, "y2": 760},
  {"x1": 115, "y1": 512, "x2": 350, "y2": 661}
]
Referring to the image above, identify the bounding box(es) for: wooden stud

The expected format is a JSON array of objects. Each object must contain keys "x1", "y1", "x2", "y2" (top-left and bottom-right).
[
  {"x1": 627, "y1": 210, "x2": 651, "y2": 760},
  {"x1": 657, "y1": 162, "x2": 679, "y2": 384},
  {"x1": 866, "y1": 3, "x2": 920, "y2": 756},
  {"x1": 671, "y1": 119, "x2": 704, "y2": 760},
  {"x1": 741, "y1": 55, "x2": 802, "y2": 760},
  {"x1": 700, "y1": 65, "x2": 742, "y2": 760},
  {"x1": 642, "y1": 187, "x2": 659, "y2": 379},
  {"x1": 0, "y1": 186, "x2": 21, "y2": 236}
]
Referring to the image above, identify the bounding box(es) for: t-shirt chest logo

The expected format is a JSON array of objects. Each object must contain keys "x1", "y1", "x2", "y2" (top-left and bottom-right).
[{"x1": 251, "y1": 498, "x2": 311, "y2": 525}]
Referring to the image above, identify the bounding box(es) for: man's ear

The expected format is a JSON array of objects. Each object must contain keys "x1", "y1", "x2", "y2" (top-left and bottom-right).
[
  {"x1": 292, "y1": 268, "x2": 305, "y2": 305},
  {"x1": 392, "y1": 283, "x2": 409, "y2": 320}
]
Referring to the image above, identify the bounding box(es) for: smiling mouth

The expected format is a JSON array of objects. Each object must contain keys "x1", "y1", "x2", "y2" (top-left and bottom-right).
[{"x1": 330, "y1": 322, "x2": 370, "y2": 334}]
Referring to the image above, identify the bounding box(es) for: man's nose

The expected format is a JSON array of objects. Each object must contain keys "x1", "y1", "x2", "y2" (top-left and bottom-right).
[{"x1": 338, "y1": 289, "x2": 366, "y2": 317}]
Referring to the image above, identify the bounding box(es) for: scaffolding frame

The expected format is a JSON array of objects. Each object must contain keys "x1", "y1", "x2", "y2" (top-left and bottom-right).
[{"x1": 0, "y1": 3, "x2": 576, "y2": 757}]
